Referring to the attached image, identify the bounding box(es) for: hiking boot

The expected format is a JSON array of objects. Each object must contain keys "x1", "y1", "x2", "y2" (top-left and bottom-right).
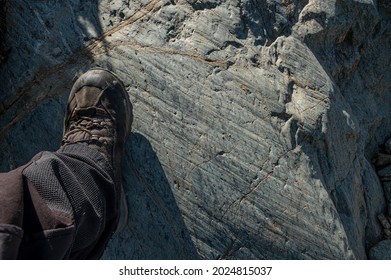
[{"x1": 62, "y1": 67, "x2": 133, "y2": 232}]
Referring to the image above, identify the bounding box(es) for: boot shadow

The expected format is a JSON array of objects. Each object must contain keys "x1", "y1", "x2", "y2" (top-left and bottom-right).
[{"x1": 103, "y1": 132, "x2": 199, "y2": 259}]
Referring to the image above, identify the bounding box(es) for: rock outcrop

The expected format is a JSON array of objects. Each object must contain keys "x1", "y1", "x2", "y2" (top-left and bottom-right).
[{"x1": 1, "y1": 0, "x2": 390, "y2": 259}]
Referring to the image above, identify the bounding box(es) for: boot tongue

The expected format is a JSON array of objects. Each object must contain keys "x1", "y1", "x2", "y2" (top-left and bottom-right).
[
  {"x1": 74, "y1": 107, "x2": 97, "y2": 117},
  {"x1": 75, "y1": 86, "x2": 103, "y2": 107}
]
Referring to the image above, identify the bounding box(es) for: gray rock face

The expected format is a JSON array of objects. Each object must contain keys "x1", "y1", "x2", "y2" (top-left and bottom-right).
[{"x1": 1, "y1": 0, "x2": 391, "y2": 259}]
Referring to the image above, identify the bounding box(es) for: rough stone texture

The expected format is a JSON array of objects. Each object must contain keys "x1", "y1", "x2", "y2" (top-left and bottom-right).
[
  {"x1": 1, "y1": 0, "x2": 391, "y2": 259},
  {"x1": 0, "y1": 0, "x2": 9, "y2": 63},
  {"x1": 369, "y1": 240, "x2": 391, "y2": 260}
]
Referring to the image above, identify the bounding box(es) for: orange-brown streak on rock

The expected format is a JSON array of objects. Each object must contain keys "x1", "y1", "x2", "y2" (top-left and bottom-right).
[{"x1": 0, "y1": 0, "x2": 163, "y2": 138}]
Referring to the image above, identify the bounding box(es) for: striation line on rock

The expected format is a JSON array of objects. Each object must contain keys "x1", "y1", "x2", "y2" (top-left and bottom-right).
[
  {"x1": 84, "y1": 0, "x2": 164, "y2": 53},
  {"x1": 0, "y1": 0, "x2": 163, "y2": 139},
  {"x1": 219, "y1": 149, "x2": 291, "y2": 221},
  {"x1": 107, "y1": 36, "x2": 229, "y2": 68}
]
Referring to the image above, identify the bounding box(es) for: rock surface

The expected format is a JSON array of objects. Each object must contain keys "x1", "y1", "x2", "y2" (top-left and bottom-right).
[
  {"x1": 369, "y1": 240, "x2": 391, "y2": 260},
  {"x1": 1, "y1": 0, "x2": 391, "y2": 259}
]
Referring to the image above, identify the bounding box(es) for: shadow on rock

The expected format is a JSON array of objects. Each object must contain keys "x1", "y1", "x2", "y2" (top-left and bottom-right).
[
  {"x1": 295, "y1": 0, "x2": 391, "y2": 258},
  {"x1": 0, "y1": 0, "x2": 109, "y2": 170},
  {"x1": 103, "y1": 132, "x2": 199, "y2": 259}
]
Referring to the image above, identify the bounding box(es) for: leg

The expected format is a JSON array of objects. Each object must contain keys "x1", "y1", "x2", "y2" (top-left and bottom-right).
[
  {"x1": 18, "y1": 144, "x2": 117, "y2": 259},
  {"x1": 0, "y1": 165, "x2": 25, "y2": 259},
  {"x1": 0, "y1": 68, "x2": 133, "y2": 259}
]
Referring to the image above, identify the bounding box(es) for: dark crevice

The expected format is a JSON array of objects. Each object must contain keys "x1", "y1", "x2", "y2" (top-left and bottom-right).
[
  {"x1": 216, "y1": 150, "x2": 226, "y2": 156},
  {"x1": 187, "y1": 0, "x2": 222, "y2": 11},
  {"x1": 271, "y1": 111, "x2": 292, "y2": 122},
  {"x1": 222, "y1": 40, "x2": 244, "y2": 49}
]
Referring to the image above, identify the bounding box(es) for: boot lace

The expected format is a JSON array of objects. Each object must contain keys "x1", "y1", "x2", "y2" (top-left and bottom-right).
[{"x1": 62, "y1": 106, "x2": 113, "y2": 146}]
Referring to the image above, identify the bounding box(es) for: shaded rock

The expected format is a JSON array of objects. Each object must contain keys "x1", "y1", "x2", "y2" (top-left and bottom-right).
[
  {"x1": 0, "y1": 0, "x2": 10, "y2": 63},
  {"x1": 378, "y1": 213, "x2": 391, "y2": 229},
  {"x1": 381, "y1": 182, "x2": 391, "y2": 217},
  {"x1": 369, "y1": 240, "x2": 391, "y2": 260},
  {"x1": 1, "y1": 0, "x2": 391, "y2": 260},
  {"x1": 377, "y1": 165, "x2": 391, "y2": 180},
  {"x1": 373, "y1": 153, "x2": 391, "y2": 168}
]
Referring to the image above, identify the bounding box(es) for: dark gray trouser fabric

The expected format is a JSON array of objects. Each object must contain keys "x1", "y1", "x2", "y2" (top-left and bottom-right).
[{"x1": 0, "y1": 144, "x2": 119, "y2": 259}]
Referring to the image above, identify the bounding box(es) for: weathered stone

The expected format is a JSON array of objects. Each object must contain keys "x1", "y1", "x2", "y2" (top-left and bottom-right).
[
  {"x1": 382, "y1": 182, "x2": 391, "y2": 217},
  {"x1": 384, "y1": 229, "x2": 391, "y2": 238},
  {"x1": 377, "y1": 165, "x2": 391, "y2": 179},
  {"x1": 373, "y1": 153, "x2": 391, "y2": 168},
  {"x1": 369, "y1": 240, "x2": 391, "y2": 260},
  {"x1": 378, "y1": 213, "x2": 391, "y2": 229},
  {"x1": 0, "y1": 0, "x2": 390, "y2": 259},
  {"x1": 385, "y1": 139, "x2": 391, "y2": 154},
  {"x1": 52, "y1": 47, "x2": 62, "y2": 57},
  {"x1": 0, "y1": 0, "x2": 9, "y2": 64}
]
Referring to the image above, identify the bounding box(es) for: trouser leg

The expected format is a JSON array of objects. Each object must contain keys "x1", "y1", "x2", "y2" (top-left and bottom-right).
[
  {"x1": 0, "y1": 143, "x2": 118, "y2": 259},
  {"x1": 0, "y1": 166, "x2": 25, "y2": 259}
]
